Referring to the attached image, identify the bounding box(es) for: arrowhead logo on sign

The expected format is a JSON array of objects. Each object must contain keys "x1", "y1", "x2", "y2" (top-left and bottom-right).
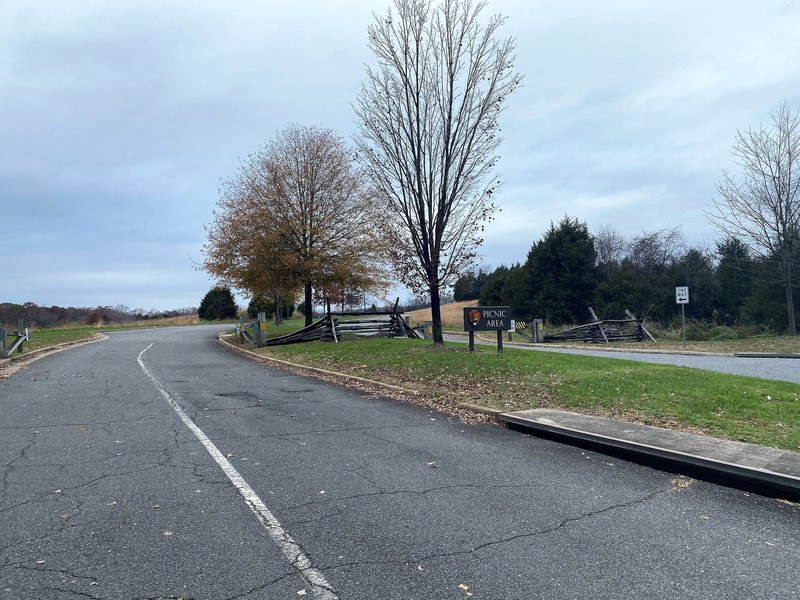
[{"x1": 675, "y1": 286, "x2": 689, "y2": 304}]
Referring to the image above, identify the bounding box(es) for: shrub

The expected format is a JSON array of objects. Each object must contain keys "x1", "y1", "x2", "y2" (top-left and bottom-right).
[
  {"x1": 684, "y1": 320, "x2": 711, "y2": 341},
  {"x1": 710, "y1": 325, "x2": 739, "y2": 340}
]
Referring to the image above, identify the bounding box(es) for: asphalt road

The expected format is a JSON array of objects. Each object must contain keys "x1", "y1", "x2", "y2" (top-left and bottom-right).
[
  {"x1": 1, "y1": 326, "x2": 798, "y2": 599},
  {"x1": 444, "y1": 334, "x2": 800, "y2": 384}
]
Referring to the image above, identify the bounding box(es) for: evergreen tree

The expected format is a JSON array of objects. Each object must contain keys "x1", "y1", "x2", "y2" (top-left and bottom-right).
[
  {"x1": 479, "y1": 266, "x2": 511, "y2": 306},
  {"x1": 198, "y1": 286, "x2": 238, "y2": 320},
  {"x1": 524, "y1": 217, "x2": 597, "y2": 323},
  {"x1": 594, "y1": 259, "x2": 656, "y2": 319},
  {"x1": 453, "y1": 269, "x2": 490, "y2": 301},
  {"x1": 742, "y1": 253, "x2": 800, "y2": 332},
  {"x1": 715, "y1": 238, "x2": 753, "y2": 324}
]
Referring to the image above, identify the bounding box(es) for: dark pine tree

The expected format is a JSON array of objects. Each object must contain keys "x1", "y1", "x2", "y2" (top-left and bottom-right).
[
  {"x1": 198, "y1": 286, "x2": 238, "y2": 320},
  {"x1": 523, "y1": 216, "x2": 597, "y2": 324}
]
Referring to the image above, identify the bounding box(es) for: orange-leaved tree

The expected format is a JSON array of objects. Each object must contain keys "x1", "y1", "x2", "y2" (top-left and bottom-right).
[{"x1": 204, "y1": 124, "x2": 388, "y2": 325}]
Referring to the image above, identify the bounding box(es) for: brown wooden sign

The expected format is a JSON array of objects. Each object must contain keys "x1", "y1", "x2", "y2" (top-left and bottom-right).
[
  {"x1": 463, "y1": 306, "x2": 512, "y2": 331},
  {"x1": 463, "y1": 306, "x2": 512, "y2": 353}
]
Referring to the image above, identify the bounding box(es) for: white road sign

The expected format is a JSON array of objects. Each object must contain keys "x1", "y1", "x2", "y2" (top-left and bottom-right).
[{"x1": 675, "y1": 286, "x2": 689, "y2": 304}]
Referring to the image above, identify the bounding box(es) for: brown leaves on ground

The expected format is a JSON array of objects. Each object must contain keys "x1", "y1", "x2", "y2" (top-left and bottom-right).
[{"x1": 671, "y1": 477, "x2": 694, "y2": 492}]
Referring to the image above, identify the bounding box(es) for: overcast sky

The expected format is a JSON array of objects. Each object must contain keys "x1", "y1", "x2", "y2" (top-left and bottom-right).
[{"x1": 3, "y1": 0, "x2": 800, "y2": 310}]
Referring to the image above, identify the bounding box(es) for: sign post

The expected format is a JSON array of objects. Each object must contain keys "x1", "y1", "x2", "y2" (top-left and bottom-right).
[
  {"x1": 463, "y1": 306, "x2": 512, "y2": 353},
  {"x1": 675, "y1": 286, "x2": 689, "y2": 348}
]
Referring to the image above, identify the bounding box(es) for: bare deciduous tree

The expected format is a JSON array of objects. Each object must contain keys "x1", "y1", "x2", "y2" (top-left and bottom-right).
[
  {"x1": 628, "y1": 227, "x2": 684, "y2": 273},
  {"x1": 354, "y1": 0, "x2": 521, "y2": 344},
  {"x1": 708, "y1": 101, "x2": 800, "y2": 335},
  {"x1": 594, "y1": 225, "x2": 627, "y2": 272},
  {"x1": 204, "y1": 124, "x2": 387, "y2": 325}
]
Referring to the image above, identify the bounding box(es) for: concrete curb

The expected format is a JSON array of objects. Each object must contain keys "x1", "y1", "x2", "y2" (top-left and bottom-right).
[
  {"x1": 217, "y1": 334, "x2": 420, "y2": 397},
  {"x1": 734, "y1": 352, "x2": 800, "y2": 359},
  {"x1": 466, "y1": 334, "x2": 733, "y2": 357},
  {"x1": 457, "y1": 402, "x2": 504, "y2": 417},
  {"x1": 0, "y1": 333, "x2": 108, "y2": 379},
  {"x1": 500, "y1": 409, "x2": 800, "y2": 500}
]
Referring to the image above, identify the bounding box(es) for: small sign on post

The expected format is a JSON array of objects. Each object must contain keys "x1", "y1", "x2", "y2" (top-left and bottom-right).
[
  {"x1": 675, "y1": 286, "x2": 689, "y2": 348},
  {"x1": 463, "y1": 306, "x2": 512, "y2": 353},
  {"x1": 256, "y1": 312, "x2": 267, "y2": 347}
]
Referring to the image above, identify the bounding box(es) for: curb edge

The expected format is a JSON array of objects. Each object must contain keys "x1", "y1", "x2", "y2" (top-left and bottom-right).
[{"x1": 217, "y1": 334, "x2": 420, "y2": 397}]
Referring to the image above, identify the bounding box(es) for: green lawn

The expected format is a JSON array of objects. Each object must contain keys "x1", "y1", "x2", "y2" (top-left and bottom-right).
[{"x1": 253, "y1": 336, "x2": 800, "y2": 451}]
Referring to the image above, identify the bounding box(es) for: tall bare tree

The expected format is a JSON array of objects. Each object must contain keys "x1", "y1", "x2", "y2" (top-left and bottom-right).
[
  {"x1": 708, "y1": 101, "x2": 800, "y2": 335},
  {"x1": 204, "y1": 124, "x2": 387, "y2": 325},
  {"x1": 354, "y1": 0, "x2": 521, "y2": 344}
]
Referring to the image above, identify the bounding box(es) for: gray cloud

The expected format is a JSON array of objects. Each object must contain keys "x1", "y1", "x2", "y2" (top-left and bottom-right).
[{"x1": 2, "y1": 0, "x2": 800, "y2": 308}]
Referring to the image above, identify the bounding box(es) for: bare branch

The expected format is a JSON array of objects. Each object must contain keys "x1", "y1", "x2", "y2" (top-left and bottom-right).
[
  {"x1": 355, "y1": 0, "x2": 520, "y2": 343},
  {"x1": 707, "y1": 100, "x2": 800, "y2": 334}
]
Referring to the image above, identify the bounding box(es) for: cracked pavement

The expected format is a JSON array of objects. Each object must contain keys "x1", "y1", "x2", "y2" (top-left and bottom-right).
[{"x1": 1, "y1": 325, "x2": 798, "y2": 599}]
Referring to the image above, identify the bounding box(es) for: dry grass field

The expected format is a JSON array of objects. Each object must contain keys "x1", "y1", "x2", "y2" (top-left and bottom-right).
[{"x1": 404, "y1": 300, "x2": 477, "y2": 329}]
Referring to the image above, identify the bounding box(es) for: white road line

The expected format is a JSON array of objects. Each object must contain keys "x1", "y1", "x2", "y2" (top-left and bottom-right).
[{"x1": 137, "y1": 343, "x2": 338, "y2": 600}]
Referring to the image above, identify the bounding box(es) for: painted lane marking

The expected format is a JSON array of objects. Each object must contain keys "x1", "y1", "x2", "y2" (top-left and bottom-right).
[{"x1": 137, "y1": 343, "x2": 338, "y2": 600}]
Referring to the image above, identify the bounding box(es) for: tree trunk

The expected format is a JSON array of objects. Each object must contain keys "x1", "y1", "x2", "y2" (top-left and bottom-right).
[
  {"x1": 429, "y1": 282, "x2": 444, "y2": 345},
  {"x1": 786, "y1": 284, "x2": 797, "y2": 335},
  {"x1": 274, "y1": 291, "x2": 283, "y2": 326},
  {"x1": 304, "y1": 283, "x2": 313, "y2": 326}
]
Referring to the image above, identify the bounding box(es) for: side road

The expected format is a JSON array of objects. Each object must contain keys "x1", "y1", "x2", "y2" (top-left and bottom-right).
[{"x1": 443, "y1": 333, "x2": 800, "y2": 384}]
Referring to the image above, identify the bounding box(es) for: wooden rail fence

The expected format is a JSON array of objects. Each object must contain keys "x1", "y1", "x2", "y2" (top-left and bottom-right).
[
  {"x1": 239, "y1": 305, "x2": 420, "y2": 349},
  {"x1": 541, "y1": 309, "x2": 655, "y2": 344},
  {"x1": 0, "y1": 320, "x2": 29, "y2": 358}
]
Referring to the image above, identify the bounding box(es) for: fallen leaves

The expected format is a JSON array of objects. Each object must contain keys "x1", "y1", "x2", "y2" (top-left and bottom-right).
[{"x1": 671, "y1": 477, "x2": 694, "y2": 492}]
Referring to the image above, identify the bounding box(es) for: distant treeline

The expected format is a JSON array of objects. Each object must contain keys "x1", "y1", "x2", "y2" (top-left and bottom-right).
[
  {"x1": 452, "y1": 216, "x2": 799, "y2": 334},
  {"x1": 0, "y1": 303, "x2": 197, "y2": 329}
]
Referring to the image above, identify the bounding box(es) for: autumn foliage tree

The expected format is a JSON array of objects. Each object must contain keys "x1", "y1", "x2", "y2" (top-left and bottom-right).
[
  {"x1": 203, "y1": 124, "x2": 387, "y2": 325},
  {"x1": 355, "y1": 0, "x2": 521, "y2": 344}
]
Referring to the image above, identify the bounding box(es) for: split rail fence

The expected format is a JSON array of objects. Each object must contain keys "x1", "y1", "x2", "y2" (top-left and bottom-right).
[
  {"x1": 537, "y1": 309, "x2": 655, "y2": 344},
  {"x1": 0, "y1": 320, "x2": 29, "y2": 358},
  {"x1": 239, "y1": 305, "x2": 419, "y2": 349}
]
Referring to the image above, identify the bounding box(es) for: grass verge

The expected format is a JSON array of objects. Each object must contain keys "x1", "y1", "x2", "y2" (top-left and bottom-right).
[
  {"x1": 18, "y1": 327, "x2": 102, "y2": 353},
  {"x1": 249, "y1": 337, "x2": 800, "y2": 451}
]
